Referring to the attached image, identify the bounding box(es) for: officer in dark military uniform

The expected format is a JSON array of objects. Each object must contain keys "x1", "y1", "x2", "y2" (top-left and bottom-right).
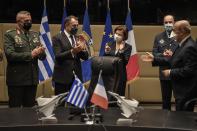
[
  {"x1": 4, "y1": 11, "x2": 46, "y2": 107},
  {"x1": 152, "y1": 15, "x2": 177, "y2": 110}
]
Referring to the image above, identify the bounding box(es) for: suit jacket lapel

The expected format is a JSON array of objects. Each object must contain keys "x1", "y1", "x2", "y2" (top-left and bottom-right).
[{"x1": 61, "y1": 31, "x2": 72, "y2": 49}]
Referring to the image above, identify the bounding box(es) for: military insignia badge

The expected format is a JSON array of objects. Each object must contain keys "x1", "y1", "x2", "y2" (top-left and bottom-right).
[
  {"x1": 33, "y1": 36, "x2": 39, "y2": 43},
  {"x1": 159, "y1": 39, "x2": 165, "y2": 44},
  {"x1": 14, "y1": 35, "x2": 22, "y2": 44}
]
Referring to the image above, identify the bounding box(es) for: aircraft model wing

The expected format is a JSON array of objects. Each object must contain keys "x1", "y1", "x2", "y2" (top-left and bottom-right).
[
  {"x1": 36, "y1": 92, "x2": 68, "y2": 117},
  {"x1": 108, "y1": 91, "x2": 139, "y2": 118}
]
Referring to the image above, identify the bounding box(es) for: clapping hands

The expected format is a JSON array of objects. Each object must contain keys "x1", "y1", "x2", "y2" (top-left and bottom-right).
[
  {"x1": 163, "y1": 49, "x2": 173, "y2": 57},
  {"x1": 71, "y1": 40, "x2": 86, "y2": 55},
  {"x1": 31, "y1": 45, "x2": 45, "y2": 58},
  {"x1": 105, "y1": 43, "x2": 111, "y2": 53}
]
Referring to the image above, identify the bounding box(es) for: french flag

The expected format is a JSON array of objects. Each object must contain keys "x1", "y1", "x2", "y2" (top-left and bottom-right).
[
  {"x1": 90, "y1": 71, "x2": 108, "y2": 109},
  {"x1": 125, "y1": 10, "x2": 140, "y2": 81}
]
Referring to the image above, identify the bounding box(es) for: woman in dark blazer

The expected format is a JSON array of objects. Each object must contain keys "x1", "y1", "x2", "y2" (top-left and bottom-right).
[{"x1": 104, "y1": 25, "x2": 132, "y2": 96}]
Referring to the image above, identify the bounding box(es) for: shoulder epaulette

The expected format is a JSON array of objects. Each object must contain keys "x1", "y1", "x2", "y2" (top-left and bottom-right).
[
  {"x1": 6, "y1": 29, "x2": 16, "y2": 33},
  {"x1": 29, "y1": 30, "x2": 39, "y2": 34}
]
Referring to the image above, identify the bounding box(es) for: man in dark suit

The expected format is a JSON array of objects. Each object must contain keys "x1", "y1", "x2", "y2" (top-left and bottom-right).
[
  {"x1": 142, "y1": 20, "x2": 197, "y2": 111},
  {"x1": 104, "y1": 25, "x2": 132, "y2": 96},
  {"x1": 152, "y1": 15, "x2": 177, "y2": 110},
  {"x1": 4, "y1": 11, "x2": 46, "y2": 107},
  {"x1": 52, "y1": 15, "x2": 88, "y2": 95}
]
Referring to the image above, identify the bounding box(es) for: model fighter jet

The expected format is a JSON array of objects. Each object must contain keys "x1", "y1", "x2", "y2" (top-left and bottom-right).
[
  {"x1": 36, "y1": 92, "x2": 68, "y2": 120},
  {"x1": 108, "y1": 91, "x2": 139, "y2": 118}
]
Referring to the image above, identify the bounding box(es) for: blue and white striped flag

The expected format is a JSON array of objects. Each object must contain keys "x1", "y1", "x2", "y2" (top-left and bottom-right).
[
  {"x1": 38, "y1": 7, "x2": 55, "y2": 81},
  {"x1": 66, "y1": 75, "x2": 89, "y2": 108}
]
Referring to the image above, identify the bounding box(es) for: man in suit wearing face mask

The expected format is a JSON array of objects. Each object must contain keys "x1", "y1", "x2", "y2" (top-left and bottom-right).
[
  {"x1": 52, "y1": 15, "x2": 88, "y2": 96},
  {"x1": 4, "y1": 11, "x2": 46, "y2": 107},
  {"x1": 152, "y1": 15, "x2": 178, "y2": 110}
]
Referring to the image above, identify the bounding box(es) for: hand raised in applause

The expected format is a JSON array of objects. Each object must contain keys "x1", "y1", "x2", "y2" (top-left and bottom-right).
[
  {"x1": 105, "y1": 43, "x2": 111, "y2": 53},
  {"x1": 31, "y1": 46, "x2": 45, "y2": 58},
  {"x1": 71, "y1": 40, "x2": 85, "y2": 55},
  {"x1": 141, "y1": 52, "x2": 154, "y2": 62},
  {"x1": 163, "y1": 49, "x2": 173, "y2": 57}
]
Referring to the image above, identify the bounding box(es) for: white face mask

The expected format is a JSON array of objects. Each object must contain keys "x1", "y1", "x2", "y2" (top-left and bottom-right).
[
  {"x1": 164, "y1": 23, "x2": 173, "y2": 32},
  {"x1": 114, "y1": 34, "x2": 123, "y2": 42}
]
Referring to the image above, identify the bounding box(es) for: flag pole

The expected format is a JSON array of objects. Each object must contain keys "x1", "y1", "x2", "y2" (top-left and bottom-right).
[
  {"x1": 127, "y1": 0, "x2": 131, "y2": 100},
  {"x1": 44, "y1": 0, "x2": 46, "y2": 8},
  {"x1": 128, "y1": 0, "x2": 130, "y2": 11},
  {"x1": 64, "y1": 0, "x2": 67, "y2": 7},
  {"x1": 107, "y1": 0, "x2": 110, "y2": 10},
  {"x1": 42, "y1": 0, "x2": 47, "y2": 96},
  {"x1": 86, "y1": 0, "x2": 88, "y2": 8}
]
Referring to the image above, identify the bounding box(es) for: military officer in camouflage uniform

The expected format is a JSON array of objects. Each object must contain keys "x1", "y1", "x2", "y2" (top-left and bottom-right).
[{"x1": 4, "y1": 11, "x2": 46, "y2": 107}]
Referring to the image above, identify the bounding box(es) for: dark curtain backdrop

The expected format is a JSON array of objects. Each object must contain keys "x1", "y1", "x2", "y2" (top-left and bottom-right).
[{"x1": 0, "y1": 0, "x2": 197, "y2": 25}]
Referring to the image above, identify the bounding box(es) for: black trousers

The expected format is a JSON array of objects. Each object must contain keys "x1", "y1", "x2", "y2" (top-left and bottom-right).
[
  {"x1": 117, "y1": 80, "x2": 126, "y2": 96},
  {"x1": 160, "y1": 80, "x2": 173, "y2": 110},
  {"x1": 8, "y1": 85, "x2": 37, "y2": 108}
]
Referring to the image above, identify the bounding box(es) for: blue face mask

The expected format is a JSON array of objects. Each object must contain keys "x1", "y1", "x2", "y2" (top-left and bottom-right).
[{"x1": 164, "y1": 23, "x2": 173, "y2": 32}]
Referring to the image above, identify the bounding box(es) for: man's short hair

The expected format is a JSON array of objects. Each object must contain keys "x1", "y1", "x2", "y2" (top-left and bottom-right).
[
  {"x1": 16, "y1": 11, "x2": 31, "y2": 22},
  {"x1": 175, "y1": 20, "x2": 191, "y2": 34},
  {"x1": 163, "y1": 14, "x2": 175, "y2": 21},
  {"x1": 114, "y1": 25, "x2": 128, "y2": 41},
  {"x1": 64, "y1": 15, "x2": 78, "y2": 27}
]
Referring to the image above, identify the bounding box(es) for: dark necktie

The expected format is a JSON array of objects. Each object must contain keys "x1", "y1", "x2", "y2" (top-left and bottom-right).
[{"x1": 70, "y1": 35, "x2": 75, "y2": 47}]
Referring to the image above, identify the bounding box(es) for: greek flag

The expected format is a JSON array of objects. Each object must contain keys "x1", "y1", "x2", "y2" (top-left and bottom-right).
[
  {"x1": 66, "y1": 76, "x2": 89, "y2": 108},
  {"x1": 38, "y1": 7, "x2": 55, "y2": 81}
]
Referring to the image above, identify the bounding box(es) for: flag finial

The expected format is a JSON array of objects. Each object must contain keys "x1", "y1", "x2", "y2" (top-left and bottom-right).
[
  {"x1": 107, "y1": 0, "x2": 110, "y2": 10},
  {"x1": 86, "y1": 0, "x2": 88, "y2": 8},
  {"x1": 64, "y1": 0, "x2": 67, "y2": 7},
  {"x1": 128, "y1": 0, "x2": 130, "y2": 11},
  {"x1": 44, "y1": 0, "x2": 46, "y2": 8}
]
